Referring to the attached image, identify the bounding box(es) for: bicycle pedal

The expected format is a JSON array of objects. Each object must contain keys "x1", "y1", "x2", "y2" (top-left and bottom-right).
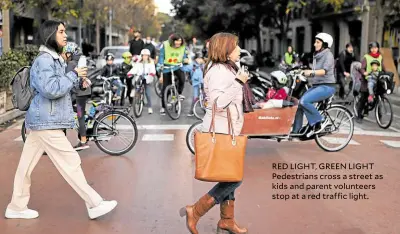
[{"x1": 306, "y1": 131, "x2": 315, "y2": 138}]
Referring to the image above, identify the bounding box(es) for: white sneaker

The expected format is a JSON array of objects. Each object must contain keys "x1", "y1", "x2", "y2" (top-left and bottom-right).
[
  {"x1": 148, "y1": 108, "x2": 153, "y2": 114},
  {"x1": 5, "y1": 208, "x2": 39, "y2": 219},
  {"x1": 160, "y1": 108, "x2": 166, "y2": 115},
  {"x1": 87, "y1": 200, "x2": 118, "y2": 220}
]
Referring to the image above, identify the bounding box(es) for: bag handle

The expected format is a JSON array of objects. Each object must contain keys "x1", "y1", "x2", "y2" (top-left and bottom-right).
[{"x1": 208, "y1": 99, "x2": 236, "y2": 146}]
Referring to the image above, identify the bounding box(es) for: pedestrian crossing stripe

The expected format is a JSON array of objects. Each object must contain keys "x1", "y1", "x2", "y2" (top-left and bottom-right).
[
  {"x1": 380, "y1": 140, "x2": 400, "y2": 148},
  {"x1": 142, "y1": 134, "x2": 174, "y2": 141}
]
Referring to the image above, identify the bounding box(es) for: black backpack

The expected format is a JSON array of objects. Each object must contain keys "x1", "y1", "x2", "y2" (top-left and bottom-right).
[{"x1": 10, "y1": 52, "x2": 45, "y2": 111}]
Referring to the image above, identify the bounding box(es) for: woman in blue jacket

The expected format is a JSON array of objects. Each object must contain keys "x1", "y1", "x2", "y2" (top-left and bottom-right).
[{"x1": 5, "y1": 20, "x2": 117, "y2": 220}]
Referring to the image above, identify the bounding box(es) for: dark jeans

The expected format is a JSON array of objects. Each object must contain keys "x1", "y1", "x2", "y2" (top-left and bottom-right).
[
  {"x1": 208, "y1": 181, "x2": 242, "y2": 204},
  {"x1": 336, "y1": 73, "x2": 346, "y2": 99},
  {"x1": 121, "y1": 77, "x2": 134, "y2": 105},
  {"x1": 76, "y1": 95, "x2": 89, "y2": 138},
  {"x1": 161, "y1": 69, "x2": 185, "y2": 108},
  {"x1": 357, "y1": 91, "x2": 369, "y2": 119}
]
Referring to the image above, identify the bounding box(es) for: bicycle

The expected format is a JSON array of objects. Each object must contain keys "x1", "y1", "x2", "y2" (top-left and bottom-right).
[
  {"x1": 352, "y1": 72, "x2": 394, "y2": 129},
  {"x1": 130, "y1": 74, "x2": 148, "y2": 118},
  {"x1": 193, "y1": 85, "x2": 207, "y2": 120},
  {"x1": 161, "y1": 64, "x2": 184, "y2": 120},
  {"x1": 97, "y1": 75, "x2": 127, "y2": 106},
  {"x1": 21, "y1": 100, "x2": 138, "y2": 156},
  {"x1": 154, "y1": 75, "x2": 162, "y2": 98},
  {"x1": 186, "y1": 69, "x2": 355, "y2": 154}
]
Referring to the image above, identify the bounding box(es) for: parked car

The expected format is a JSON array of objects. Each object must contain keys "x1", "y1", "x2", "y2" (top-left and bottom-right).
[{"x1": 96, "y1": 46, "x2": 130, "y2": 69}]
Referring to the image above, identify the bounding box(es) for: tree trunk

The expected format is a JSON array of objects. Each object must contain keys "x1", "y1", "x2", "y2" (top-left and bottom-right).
[
  {"x1": 96, "y1": 19, "x2": 100, "y2": 54},
  {"x1": 1, "y1": 9, "x2": 11, "y2": 53},
  {"x1": 374, "y1": 0, "x2": 384, "y2": 46}
]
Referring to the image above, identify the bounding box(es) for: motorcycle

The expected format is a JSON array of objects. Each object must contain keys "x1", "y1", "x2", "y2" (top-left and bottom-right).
[{"x1": 240, "y1": 56, "x2": 272, "y2": 102}]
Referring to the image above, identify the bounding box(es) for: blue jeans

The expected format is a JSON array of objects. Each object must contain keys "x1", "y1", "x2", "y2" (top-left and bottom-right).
[
  {"x1": 208, "y1": 181, "x2": 242, "y2": 204},
  {"x1": 293, "y1": 85, "x2": 336, "y2": 133},
  {"x1": 112, "y1": 79, "x2": 124, "y2": 97}
]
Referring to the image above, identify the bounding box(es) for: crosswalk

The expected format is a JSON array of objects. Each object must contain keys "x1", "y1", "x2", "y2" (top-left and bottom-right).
[{"x1": 11, "y1": 124, "x2": 400, "y2": 148}]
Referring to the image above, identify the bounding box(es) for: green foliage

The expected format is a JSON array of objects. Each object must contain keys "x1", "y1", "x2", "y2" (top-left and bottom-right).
[{"x1": 0, "y1": 45, "x2": 39, "y2": 89}]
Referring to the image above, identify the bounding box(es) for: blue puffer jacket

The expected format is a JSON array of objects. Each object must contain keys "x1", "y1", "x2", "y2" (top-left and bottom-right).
[
  {"x1": 25, "y1": 45, "x2": 79, "y2": 130},
  {"x1": 182, "y1": 61, "x2": 204, "y2": 87}
]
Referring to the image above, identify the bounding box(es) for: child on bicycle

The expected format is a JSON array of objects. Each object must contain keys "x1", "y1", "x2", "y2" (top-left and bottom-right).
[
  {"x1": 366, "y1": 60, "x2": 380, "y2": 103},
  {"x1": 120, "y1": 52, "x2": 133, "y2": 106},
  {"x1": 181, "y1": 52, "x2": 205, "y2": 117},
  {"x1": 127, "y1": 49, "x2": 156, "y2": 114},
  {"x1": 101, "y1": 53, "x2": 124, "y2": 100}
]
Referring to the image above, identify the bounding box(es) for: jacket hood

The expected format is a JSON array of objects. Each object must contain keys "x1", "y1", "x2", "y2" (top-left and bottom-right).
[{"x1": 39, "y1": 45, "x2": 62, "y2": 61}]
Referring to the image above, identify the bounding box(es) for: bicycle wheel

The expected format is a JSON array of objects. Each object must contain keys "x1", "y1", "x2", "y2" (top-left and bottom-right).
[
  {"x1": 133, "y1": 92, "x2": 144, "y2": 118},
  {"x1": 193, "y1": 99, "x2": 206, "y2": 120},
  {"x1": 315, "y1": 105, "x2": 354, "y2": 152},
  {"x1": 163, "y1": 85, "x2": 181, "y2": 120},
  {"x1": 21, "y1": 121, "x2": 27, "y2": 143},
  {"x1": 375, "y1": 96, "x2": 393, "y2": 129},
  {"x1": 155, "y1": 78, "x2": 162, "y2": 98},
  {"x1": 93, "y1": 110, "x2": 138, "y2": 156},
  {"x1": 186, "y1": 121, "x2": 203, "y2": 155}
]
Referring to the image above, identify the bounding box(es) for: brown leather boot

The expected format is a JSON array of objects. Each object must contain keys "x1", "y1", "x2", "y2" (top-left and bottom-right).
[
  {"x1": 216, "y1": 200, "x2": 248, "y2": 234},
  {"x1": 179, "y1": 194, "x2": 216, "y2": 234}
]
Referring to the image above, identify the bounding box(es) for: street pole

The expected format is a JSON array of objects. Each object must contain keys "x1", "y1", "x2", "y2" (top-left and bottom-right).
[
  {"x1": 109, "y1": 8, "x2": 112, "y2": 46},
  {"x1": 78, "y1": 0, "x2": 83, "y2": 48},
  {"x1": 1, "y1": 9, "x2": 11, "y2": 53}
]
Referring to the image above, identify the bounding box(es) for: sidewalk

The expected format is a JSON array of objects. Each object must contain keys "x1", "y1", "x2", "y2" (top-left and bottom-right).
[{"x1": 0, "y1": 109, "x2": 24, "y2": 126}]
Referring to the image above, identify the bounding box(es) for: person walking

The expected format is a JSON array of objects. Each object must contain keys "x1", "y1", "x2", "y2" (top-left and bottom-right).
[
  {"x1": 4, "y1": 20, "x2": 117, "y2": 220},
  {"x1": 180, "y1": 32, "x2": 249, "y2": 234},
  {"x1": 336, "y1": 43, "x2": 356, "y2": 99}
]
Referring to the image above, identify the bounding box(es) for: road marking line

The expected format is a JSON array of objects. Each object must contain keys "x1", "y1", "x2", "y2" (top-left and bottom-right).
[
  {"x1": 352, "y1": 129, "x2": 400, "y2": 137},
  {"x1": 380, "y1": 140, "x2": 400, "y2": 148},
  {"x1": 137, "y1": 125, "x2": 192, "y2": 130},
  {"x1": 142, "y1": 134, "x2": 174, "y2": 141},
  {"x1": 364, "y1": 117, "x2": 400, "y2": 133},
  {"x1": 319, "y1": 137, "x2": 360, "y2": 145},
  {"x1": 14, "y1": 136, "x2": 23, "y2": 142}
]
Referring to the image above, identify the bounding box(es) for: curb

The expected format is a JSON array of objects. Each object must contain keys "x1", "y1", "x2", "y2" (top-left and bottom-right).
[{"x1": 0, "y1": 109, "x2": 25, "y2": 125}]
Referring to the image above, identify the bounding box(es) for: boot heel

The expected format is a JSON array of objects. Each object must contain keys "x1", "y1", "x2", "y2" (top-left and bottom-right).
[
  {"x1": 216, "y1": 228, "x2": 231, "y2": 234},
  {"x1": 179, "y1": 207, "x2": 187, "y2": 217}
]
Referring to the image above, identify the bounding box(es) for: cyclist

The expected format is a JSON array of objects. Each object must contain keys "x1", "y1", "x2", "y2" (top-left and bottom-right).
[
  {"x1": 281, "y1": 45, "x2": 297, "y2": 67},
  {"x1": 356, "y1": 41, "x2": 386, "y2": 123},
  {"x1": 292, "y1": 32, "x2": 336, "y2": 135},
  {"x1": 128, "y1": 49, "x2": 156, "y2": 114},
  {"x1": 181, "y1": 52, "x2": 205, "y2": 117},
  {"x1": 62, "y1": 42, "x2": 92, "y2": 150},
  {"x1": 120, "y1": 51, "x2": 133, "y2": 106},
  {"x1": 157, "y1": 33, "x2": 190, "y2": 115},
  {"x1": 101, "y1": 53, "x2": 124, "y2": 101}
]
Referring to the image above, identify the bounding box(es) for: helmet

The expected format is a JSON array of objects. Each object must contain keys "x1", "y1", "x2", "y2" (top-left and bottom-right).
[
  {"x1": 140, "y1": 49, "x2": 151, "y2": 56},
  {"x1": 368, "y1": 41, "x2": 380, "y2": 50},
  {"x1": 315, "y1": 32, "x2": 333, "y2": 48},
  {"x1": 122, "y1": 51, "x2": 132, "y2": 58},
  {"x1": 271, "y1": 70, "x2": 288, "y2": 88},
  {"x1": 370, "y1": 60, "x2": 380, "y2": 66},
  {"x1": 63, "y1": 42, "x2": 80, "y2": 55},
  {"x1": 105, "y1": 53, "x2": 115, "y2": 60}
]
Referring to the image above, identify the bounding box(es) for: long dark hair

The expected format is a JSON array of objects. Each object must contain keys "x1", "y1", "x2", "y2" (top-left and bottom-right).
[
  {"x1": 168, "y1": 33, "x2": 185, "y2": 47},
  {"x1": 39, "y1": 20, "x2": 65, "y2": 53}
]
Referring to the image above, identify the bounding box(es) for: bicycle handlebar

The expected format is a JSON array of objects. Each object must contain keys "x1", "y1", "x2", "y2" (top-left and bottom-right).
[
  {"x1": 97, "y1": 76, "x2": 120, "y2": 81},
  {"x1": 160, "y1": 63, "x2": 184, "y2": 70}
]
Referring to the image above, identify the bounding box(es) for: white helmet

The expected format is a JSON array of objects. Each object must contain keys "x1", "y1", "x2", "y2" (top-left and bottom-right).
[
  {"x1": 271, "y1": 71, "x2": 288, "y2": 85},
  {"x1": 315, "y1": 32, "x2": 333, "y2": 48},
  {"x1": 140, "y1": 49, "x2": 151, "y2": 56}
]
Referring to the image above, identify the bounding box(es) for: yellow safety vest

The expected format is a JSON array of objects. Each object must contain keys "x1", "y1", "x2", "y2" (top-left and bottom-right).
[{"x1": 164, "y1": 41, "x2": 185, "y2": 65}]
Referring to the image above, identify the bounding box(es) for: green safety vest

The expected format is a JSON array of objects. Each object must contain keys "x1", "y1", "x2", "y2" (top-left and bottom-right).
[
  {"x1": 364, "y1": 54, "x2": 382, "y2": 74},
  {"x1": 164, "y1": 41, "x2": 186, "y2": 65},
  {"x1": 285, "y1": 52, "x2": 294, "y2": 65}
]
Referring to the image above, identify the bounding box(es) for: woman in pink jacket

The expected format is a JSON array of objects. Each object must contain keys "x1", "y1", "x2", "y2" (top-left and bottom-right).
[{"x1": 180, "y1": 33, "x2": 249, "y2": 234}]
